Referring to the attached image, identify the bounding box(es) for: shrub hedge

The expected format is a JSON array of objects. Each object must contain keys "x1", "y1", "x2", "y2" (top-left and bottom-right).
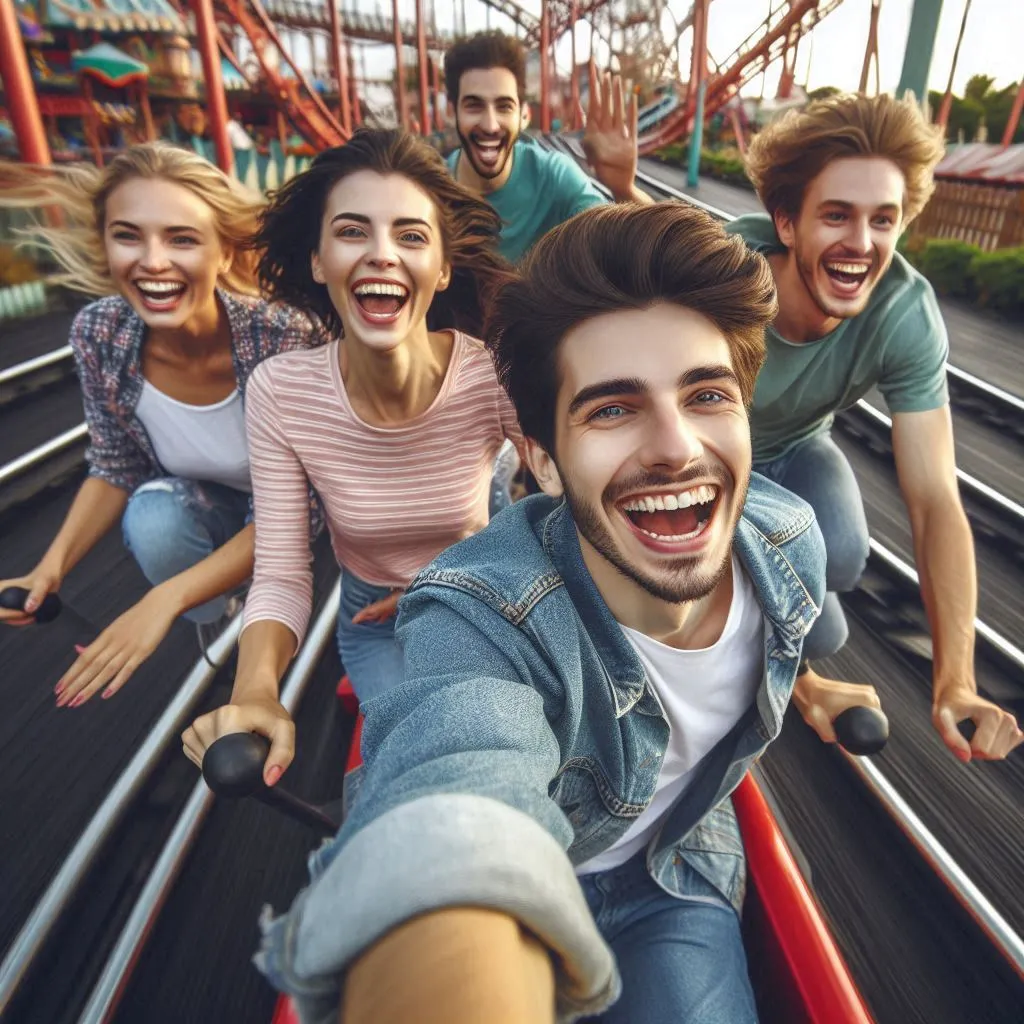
[
  {"x1": 652, "y1": 145, "x2": 754, "y2": 190},
  {"x1": 899, "y1": 236, "x2": 1024, "y2": 319}
]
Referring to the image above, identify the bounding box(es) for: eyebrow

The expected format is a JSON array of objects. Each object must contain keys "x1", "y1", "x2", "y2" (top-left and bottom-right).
[
  {"x1": 330, "y1": 213, "x2": 432, "y2": 229},
  {"x1": 461, "y1": 93, "x2": 517, "y2": 105},
  {"x1": 107, "y1": 220, "x2": 201, "y2": 233},
  {"x1": 818, "y1": 199, "x2": 901, "y2": 213},
  {"x1": 567, "y1": 364, "x2": 740, "y2": 417}
]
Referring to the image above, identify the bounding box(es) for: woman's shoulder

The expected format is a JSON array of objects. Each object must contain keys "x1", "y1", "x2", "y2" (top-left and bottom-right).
[
  {"x1": 223, "y1": 292, "x2": 327, "y2": 353},
  {"x1": 70, "y1": 294, "x2": 137, "y2": 348},
  {"x1": 250, "y1": 341, "x2": 334, "y2": 389}
]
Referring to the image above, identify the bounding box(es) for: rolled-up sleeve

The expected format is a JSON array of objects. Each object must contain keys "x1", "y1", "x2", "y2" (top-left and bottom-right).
[
  {"x1": 241, "y1": 363, "x2": 315, "y2": 646},
  {"x1": 254, "y1": 591, "x2": 619, "y2": 1023}
]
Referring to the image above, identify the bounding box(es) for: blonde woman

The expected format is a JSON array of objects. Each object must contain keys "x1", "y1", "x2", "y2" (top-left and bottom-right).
[{"x1": 0, "y1": 143, "x2": 322, "y2": 705}]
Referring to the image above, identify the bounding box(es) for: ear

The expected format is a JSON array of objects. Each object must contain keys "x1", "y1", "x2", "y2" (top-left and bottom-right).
[
  {"x1": 435, "y1": 259, "x2": 452, "y2": 293},
  {"x1": 520, "y1": 103, "x2": 531, "y2": 130},
  {"x1": 773, "y1": 209, "x2": 796, "y2": 249},
  {"x1": 523, "y1": 437, "x2": 563, "y2": 499},
  {"x1": 311, "y1": 251, "x2": 326, "y2": 284}
]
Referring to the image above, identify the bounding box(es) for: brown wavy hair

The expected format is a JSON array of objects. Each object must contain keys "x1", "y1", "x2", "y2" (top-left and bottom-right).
[
  {"x1": 745, "y1": 93, "x2": 945, "y2": 226},
  {"x1": 0, "y1": 141, "x2": 263, "y2": 296},
  {"x1": 487, "y1": 202, "x2": 778, "y2": 454},
  {"x1": 256, "y1": 128, "x2": 513, "y2": 338}
]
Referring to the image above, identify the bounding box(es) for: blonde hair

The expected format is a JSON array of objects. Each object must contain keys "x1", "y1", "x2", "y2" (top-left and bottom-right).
[
  {"x1": 746, "y1": 93, "x2": 945, "y2": 226},
  {"x1": 0, "y1": 142, "x2": 264, "y2": 296}
]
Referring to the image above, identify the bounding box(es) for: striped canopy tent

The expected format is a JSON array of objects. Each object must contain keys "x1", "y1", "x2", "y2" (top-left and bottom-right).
[{"x1": 71, "y1": 41, "x2": 148, "y2": 87}]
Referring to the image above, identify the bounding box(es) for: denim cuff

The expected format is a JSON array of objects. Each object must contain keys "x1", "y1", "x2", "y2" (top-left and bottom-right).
[{"x1": 254, "y1": 793, "x2": 621, "y2": 1024}]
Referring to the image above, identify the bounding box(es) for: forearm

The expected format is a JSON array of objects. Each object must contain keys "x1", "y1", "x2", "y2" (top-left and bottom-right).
[
  {"x1": 157, "y1": 524, "x2": 254, "y2": 616},
  {"x1": 40, "y1": 477, "x2": 128, "y2": 579},
  {"x1": 911, "y1": 500, "x2": 978, "y2": 694},
  {"x1": 231, "y1": 619, "x2": 298, "y2": 703},
  {"x1": 341, "y1": 908, "x2": 555, "y2": 1024}
]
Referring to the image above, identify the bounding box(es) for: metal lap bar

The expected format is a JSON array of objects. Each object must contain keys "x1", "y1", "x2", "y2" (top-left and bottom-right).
[
  {"x1": 0, "y1": 345, "x2": 74, "y2": 388},
  {"x1": 0, "y1": 424, "x2": 88, "y2": 488},
  {"x1": 0, "y1": 616, "x2": 243, "y2": 1012},
  {"x1": 76, "y1": 576, "x2": 342, "y2": 1023}
]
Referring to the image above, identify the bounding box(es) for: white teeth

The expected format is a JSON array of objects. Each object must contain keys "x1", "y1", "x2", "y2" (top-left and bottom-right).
[
  {"x1": 622, "y1": 485, "x2": 717, "y2": 513},
  {"x1": 637, "y1": 519, "x2": 710, "y2": 542},
  {"x1": 353, "y1": 282, "x2": 408, "y2": 298},
  {"x1": 136, "y1": 280, "x2": 185, "y2": 295},
  {"x1": 825, "y1": 262, "x2": 868, "y2": 275}
]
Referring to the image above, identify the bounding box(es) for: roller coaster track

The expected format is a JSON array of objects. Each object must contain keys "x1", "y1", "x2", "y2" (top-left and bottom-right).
[{"x1": 215, "y1": 0, "x2": 348, "y2": 150}]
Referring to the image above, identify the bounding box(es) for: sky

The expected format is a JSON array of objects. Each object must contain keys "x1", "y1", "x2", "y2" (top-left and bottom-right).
[{"x1": 338, "y1": 0, "x2": 1022, "y2": 103}]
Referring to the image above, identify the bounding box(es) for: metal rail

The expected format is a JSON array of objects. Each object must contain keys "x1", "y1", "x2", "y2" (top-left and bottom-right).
[
  {"x1": 77, "y1": 578, "x2": 342, "y2": 1023},
  {"x1": 0, "y1": 423, "x2": 88, "y2": 488},
  {"x1": 0, "y1": 615, "x2": 242, "y2": 1012},
  {"x1": 842, "y1": 750, "x2": 1024, "y2": 982},
  {"x1": 0, "y1": 345, "x2": 73, "y2": 388}
]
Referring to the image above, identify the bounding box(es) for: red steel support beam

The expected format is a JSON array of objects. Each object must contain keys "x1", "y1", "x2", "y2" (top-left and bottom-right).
[
  {"x1": 569, "y1": 0, "x2": 579, "y2": 129},
  {"x1": 0, "y1": 0, "x2": 51, "y2": 165},
  {"x1": 540, "y1": 0, "x2": 551, "y2": 132},
  {"x1": 349, "y1": 42, "x2": 362, "y2": 126},
  {"x1": 392, "y1": 0, "x2": 407, "y2": 129},
  {"x1": 431, "y1": 56, "x2": 444, "y2": 131},
  {"x1": 191, "y1": 0, "x2": 232, "y2": 172},
  {"x1": 687, "y1": 0, "x2": 709, "y2": 123},
  {"x1": 415, "y1": 0, "x2": 429, "y2": 134},
  {"x1": 328, "y1": 1, "x2": 351, "y2": 134},
  {"x1": 1003, "y1": 79, "x2": 1024, "y2": 148}
]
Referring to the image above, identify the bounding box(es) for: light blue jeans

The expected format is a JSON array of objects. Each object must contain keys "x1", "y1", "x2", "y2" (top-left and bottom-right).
[
  {"x1": 121, "y1": 477, "x2": 251, "y2": 625},
  {"x1": 755, "y1": 432, "x2": 870, "y2": 660},
  {"x1": 335, "y1": 570, "x2": 406, "y2": 703},
  {"x1": 489, "y1": 439, "x2": 518, "y2": 518},
  {"x1": 579, "y1": 851, "x2": 757, "y2": 1023}
]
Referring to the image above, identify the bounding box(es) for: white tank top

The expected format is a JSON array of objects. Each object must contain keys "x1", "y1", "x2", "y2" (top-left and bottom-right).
[
  {"x1": 135, "y1": 380, "x2": 252, "y2": 493},
  {"x1": 576, "y1": 555, "x2": 763, "y2": 876}
]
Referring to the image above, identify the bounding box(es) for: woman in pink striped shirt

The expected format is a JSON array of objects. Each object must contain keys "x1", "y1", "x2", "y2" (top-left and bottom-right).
[{"x1": 183, "y1": 130, "x2": 522, "y2": 773}]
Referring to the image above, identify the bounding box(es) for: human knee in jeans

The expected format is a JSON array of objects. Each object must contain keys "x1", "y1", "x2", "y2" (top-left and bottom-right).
[
  {"x1": 755, "y1": 432, "x2": 869, "y2": 659},
  {"x1": 121, "y1": 477, "x2": 251, "y2": 625},
  {"x1": 489, "y1": 438, "x2": 520, "y2": 518}
]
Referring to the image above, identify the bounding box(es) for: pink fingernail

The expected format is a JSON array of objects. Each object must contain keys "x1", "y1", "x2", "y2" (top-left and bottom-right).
[
  {"x1": 54, "y1": 682, "x2": 65, "y2": 695},
  {"x1": 101, "y1": 688, "x2": 114, "y2": 700},
  {"x1": 69, "y1": 693, "x2": 86, "y2": 708},
  {"x1": 74, "y1": 645, "x2": 87, "y2": 654},
  {"x1": 265, "y1": 765, "x2": 282, "y2": 786}
]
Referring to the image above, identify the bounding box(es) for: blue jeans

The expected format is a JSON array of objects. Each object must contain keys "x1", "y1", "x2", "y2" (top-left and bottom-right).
[
  {"x1": 755, "y1": 432, "x2": 869, "y2": 660},
  {"x1": 336, "y1": 570, "x2": 405, "y2": 703},
  {"x1": 121, "y1": 477, "x2": 251, "y2": 625},
  {"x1": 579, "y1": 852, "x2": 757, "y2": 1024},
  {"x1": 489, "y1": 439, "x2": 518, "y2": 518}
]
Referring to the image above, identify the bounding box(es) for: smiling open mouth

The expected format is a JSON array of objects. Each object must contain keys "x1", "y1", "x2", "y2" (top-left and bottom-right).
[
  {"x1": 352, "y1": 281, "x2": 410, "y2": 322},
  {"x1": 471, "y1": 137, "x2": 506, "y2": 169},
  {"x1": 134, "y1": 279, "x2": 187, "y2": 309},
  {"x1": 823, "y1": 260, "x2": 870, "y2": 289},
  {"x1": 620, "y1": 485, "x2": 719, "y2": 542}
]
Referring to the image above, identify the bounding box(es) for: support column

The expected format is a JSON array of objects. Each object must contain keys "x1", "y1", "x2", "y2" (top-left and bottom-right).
[
  {"x1": 392, "y1": 0, "x2": 406, "y2": 129},
  {"x1": 937, "y1": 0, "x2": 971, "y2": 131},
  {"x1": 0, "y1": 0, "x2": 50, "y2": 165},
  {"x1": 569, "y1": 0, "x2": 579, "y2": 130},
  {"x1": 896, "y1": 0, "x2": 944, "y2": 104},
  {"x1": 431, "y1": 55, "x2": 443, "y2": 131},
  {"x1": 1003, "y1": 80, "x2": 1024, "y2": 148},
  {"x1": 191, "y1": 0, "x2": 232, "y2": 173},
  {"x1": 414, "y1": 0, "x2": 429, "y2": 135},
  {"x1": 349, "y1": 42, "x2": 362, "y2": 126},
  {"x1": 686, "y1": 0, "x2": 710, "y2": 188},
  {"x1": 540, "y1": 0, "x2": 551, "y2": 133},
  {"x1": 327, "y1": 0, "x2": 351, "y2": 134}
]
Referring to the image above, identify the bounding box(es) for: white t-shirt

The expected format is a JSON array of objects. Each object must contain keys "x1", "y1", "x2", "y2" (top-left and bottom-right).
[
  {"x1": 135, "y1": 381, "x2": 252, "y2": 493},
  {"x1": 576, "y1": 556, "x2": 764, "y2": 876}
]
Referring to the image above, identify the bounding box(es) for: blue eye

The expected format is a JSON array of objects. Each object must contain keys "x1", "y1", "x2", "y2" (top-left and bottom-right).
[
  {"x1": 399, "y1": 231, "x2": 427, "y2": 244},
  {"x1": 337, "y1": 226, "x2": 365, "y2": 239},
  {"x1": 591, "y1": 405, "x2": 627, "y2": 421}
]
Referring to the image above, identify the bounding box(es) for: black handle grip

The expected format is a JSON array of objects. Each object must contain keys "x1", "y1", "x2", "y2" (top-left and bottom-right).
[
  {"x1": 202, "y1": 732, "x2": 271, "y2": 798},
  {"x1": 0, "y1": 586, "x2": 62, "y2": 624},
  {"x1": 834, "y1": 705, "x2": 889, "y2": 756},
  {"x1": 200, "y1": 732, "x2": 339, "y2": 837}
]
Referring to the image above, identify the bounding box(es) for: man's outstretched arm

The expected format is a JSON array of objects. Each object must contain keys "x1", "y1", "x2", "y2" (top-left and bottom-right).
[{"x1": 892, "y1": 406, "x2": 1023, "y2": 761}]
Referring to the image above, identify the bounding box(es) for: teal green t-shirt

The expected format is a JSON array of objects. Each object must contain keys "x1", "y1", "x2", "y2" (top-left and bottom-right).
[
  {"x1": 727, "y1": 214, "x2": 950, "y2": 463},
  {"x1": 447, "y1": 137, "x2": 605, "y2": 263}
]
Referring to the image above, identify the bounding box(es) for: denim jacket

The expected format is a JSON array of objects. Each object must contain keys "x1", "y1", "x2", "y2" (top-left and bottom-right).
[{"x1": 256, "y1": 474, "x2": 825, "y2": 1024}]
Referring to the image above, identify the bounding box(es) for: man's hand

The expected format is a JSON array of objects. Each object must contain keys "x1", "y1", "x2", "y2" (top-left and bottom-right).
[
  {"x1": 792, "y1": 666, "x2": 883, "y2": 744},
  {"x1": 55, "y1": 586, "x2": 181, "y2": 707},
  {"x1": 934, "y1": 688, "x2": 1022, "y2": 762},
  {"x1": 581, "y1": 61, "x2": 640, "y2": 203}
]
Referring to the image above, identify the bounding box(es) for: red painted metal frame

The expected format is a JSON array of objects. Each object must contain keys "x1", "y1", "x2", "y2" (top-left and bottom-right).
[
  {"x1": 733, "y1": 774, "x2": 874, "y2": 1024},
  {"x1": 414, "y1": 0, "x2": 429, "y2": 135},
  {"x1": 540, "y1": 0, "x2": 552, "y2": 133},
  {"x1": 0, "y1": 0, "x2": 51, "y2": 164},
  {"x1": 192, "y1": 0, "x2": 233, "y2": 172},
  {"x1": 392, "y1": 0, "x2": 407, "y2": 130}
]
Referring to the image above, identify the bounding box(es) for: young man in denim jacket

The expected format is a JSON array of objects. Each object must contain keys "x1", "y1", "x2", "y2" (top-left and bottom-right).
[{"x1": 200, "y1": 203, "x2": 828, "y2": 1023}]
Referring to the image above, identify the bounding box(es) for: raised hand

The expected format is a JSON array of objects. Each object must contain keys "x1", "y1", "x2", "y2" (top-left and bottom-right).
[{"x1": 581, "y1": 60, "x2": 641, "y2": 203}]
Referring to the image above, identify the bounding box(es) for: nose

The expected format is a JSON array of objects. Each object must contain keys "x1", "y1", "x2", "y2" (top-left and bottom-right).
[
  {"x1": 846, "y1": 216, "x2": 872, "y2": 255},
  {"x1": 365, "y1": 230, "x2": 398, "y2": 268},
  {"x1": 480, "y1": 106, "x2": 499, "y2": 134},
  {"x1": 640, "y1": 402, "x2": 704, "y2": 474},
  {"x1": 139, "y1": 238, "x2": 172, "y2": 273}
]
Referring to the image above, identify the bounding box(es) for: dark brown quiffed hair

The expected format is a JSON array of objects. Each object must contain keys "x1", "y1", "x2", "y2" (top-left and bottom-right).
[
  {"x1": 745, "y1": 93, "x2": 945, "y2": 225},
  {"x1": 444, "y1": 31, "x2": 527, "y2": 106},
  {"x1": 256, "y1": 127, "x2": 514, "y2": 338},
  {"x1": 487, "y1": 202, "x2": 778, "y2": 454}
]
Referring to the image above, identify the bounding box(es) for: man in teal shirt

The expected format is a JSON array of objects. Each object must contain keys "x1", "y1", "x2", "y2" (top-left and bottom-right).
[
  {"x1": 731, "y1": 93, "x2": 1021, "y2": 763},
  {"x1": 443, "y1": 31, "x2": 651, "y2": 263}
]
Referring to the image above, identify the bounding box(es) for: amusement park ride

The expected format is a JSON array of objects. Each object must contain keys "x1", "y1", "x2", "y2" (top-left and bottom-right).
[{"x1": 0, "y1": 0, "x2": 982, "y2": 176}]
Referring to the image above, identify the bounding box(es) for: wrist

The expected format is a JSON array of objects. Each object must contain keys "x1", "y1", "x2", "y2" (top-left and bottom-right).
[
  {"x1": 151, "y1": 577, "x2": 191, "y2": 617},
  {"x1": 36, "y1": 550, "x2": 67, "y2": 587},
  {"x1": 933, "y1": 676, "x2": 977, "y2": 703},
  {"x1": 230, "y1": 671, "x2": 281, "y2": 706}
]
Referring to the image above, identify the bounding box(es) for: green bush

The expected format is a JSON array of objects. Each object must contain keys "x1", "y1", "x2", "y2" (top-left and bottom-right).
[
  {"x1": 969, "y1": 247, "x2": 1024, "y2": 316},
  {"x1": 914, "y1": 239, "x2": 978, "y2": 300}
]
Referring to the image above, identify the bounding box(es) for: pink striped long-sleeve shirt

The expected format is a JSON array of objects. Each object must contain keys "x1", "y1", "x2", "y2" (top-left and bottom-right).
[{"x1": 242, "y1": 331, "x2": 523, "y2": 646}]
